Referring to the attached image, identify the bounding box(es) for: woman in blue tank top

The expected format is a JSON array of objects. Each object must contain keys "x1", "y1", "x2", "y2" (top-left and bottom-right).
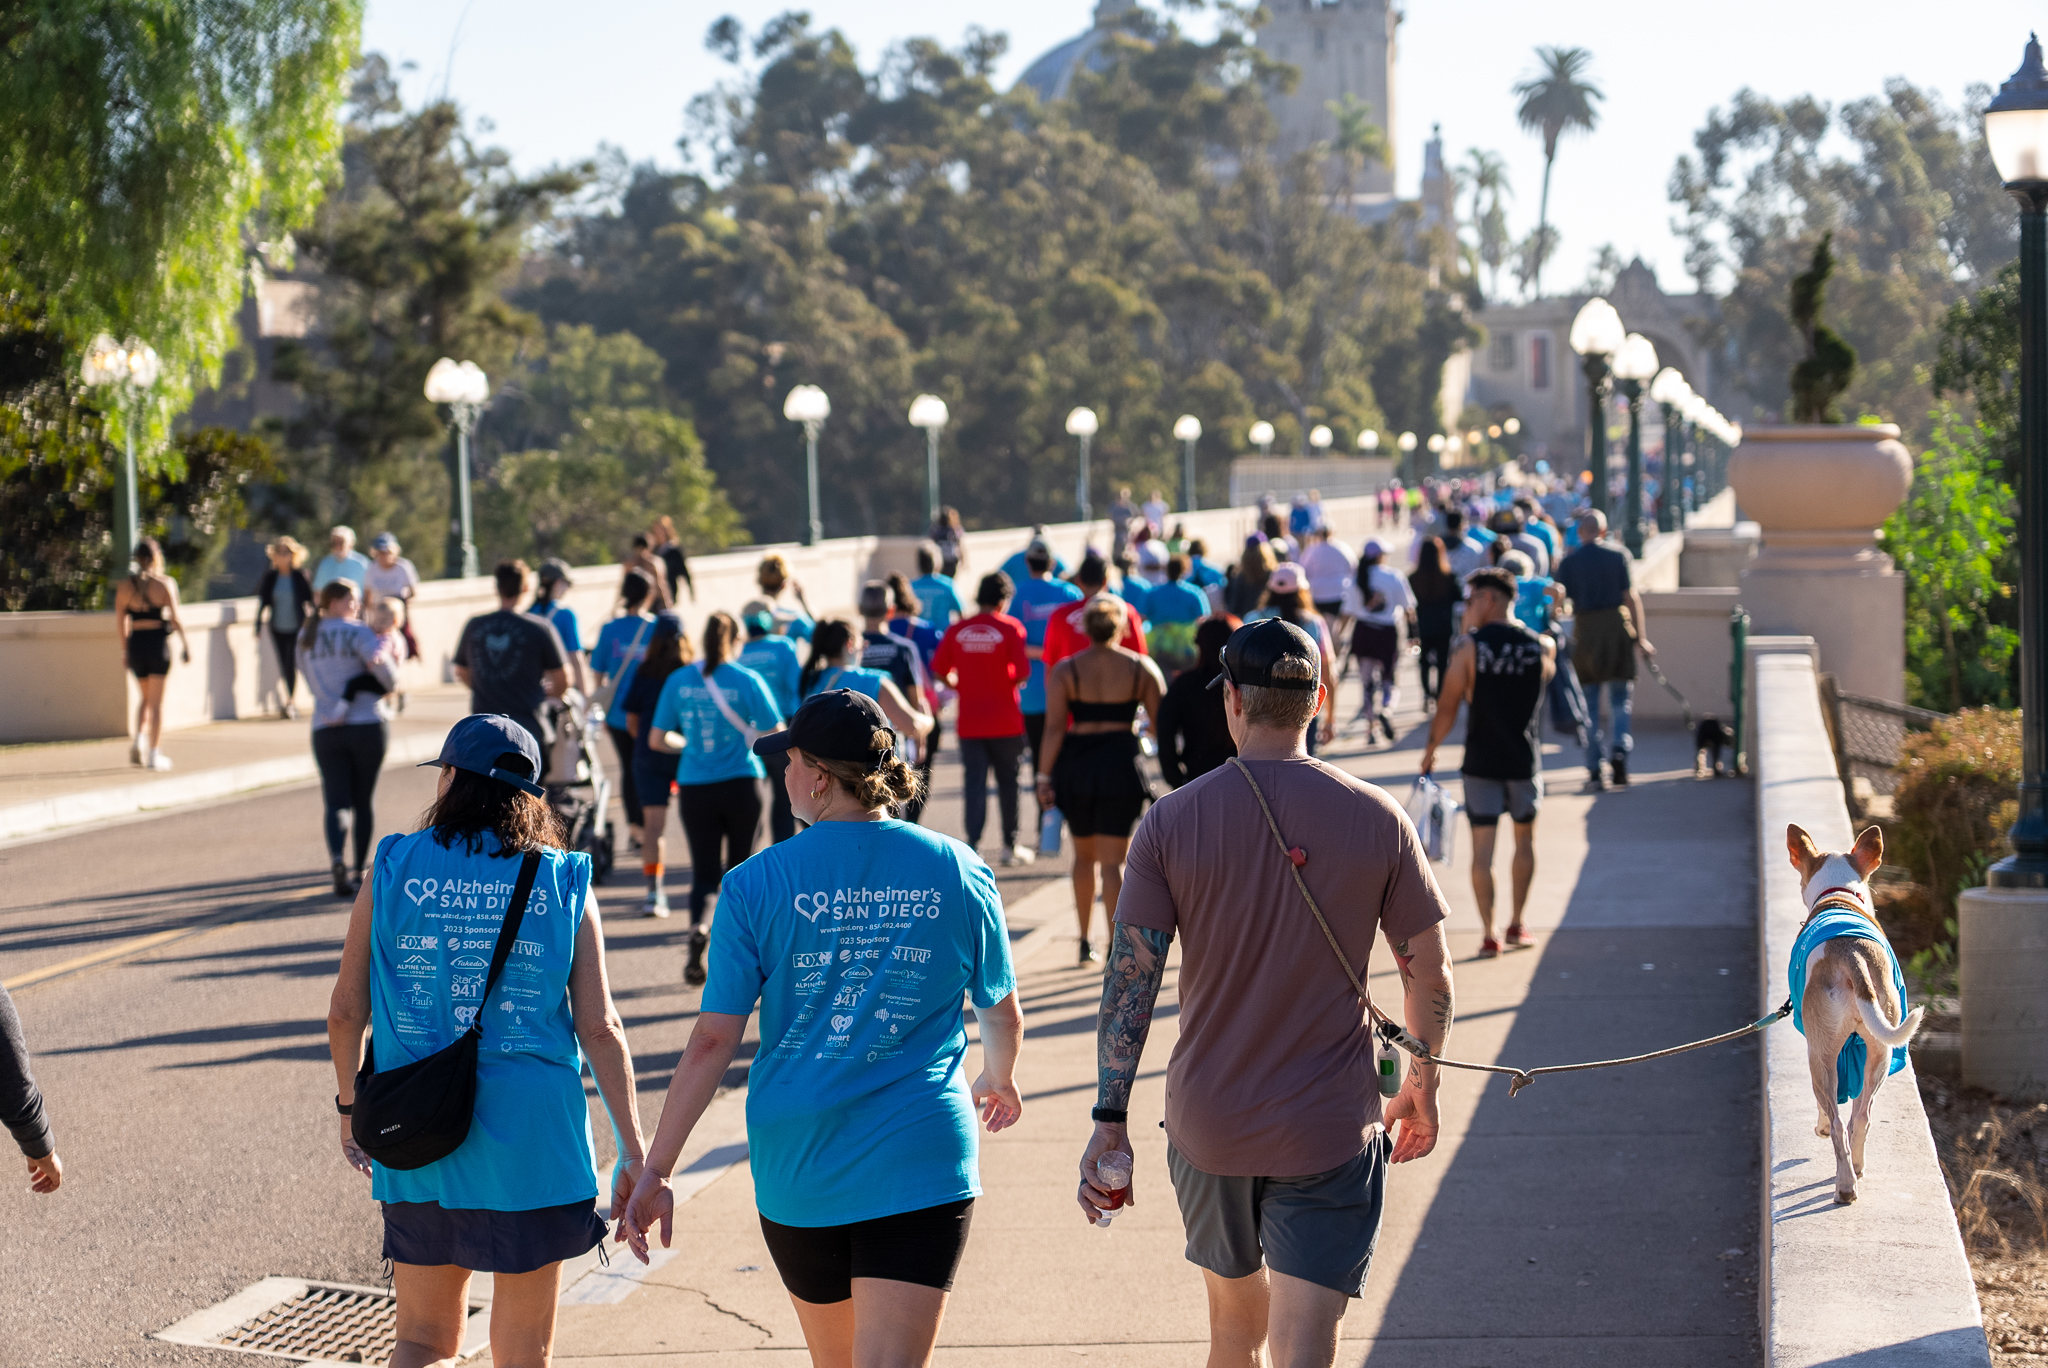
[{"x1": 328, "y1": 714, "x2": 647, "y2": 1367}]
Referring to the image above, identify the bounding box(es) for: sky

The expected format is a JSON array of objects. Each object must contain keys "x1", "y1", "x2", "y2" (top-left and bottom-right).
[{"x1": 360, "y1": 0, "x2": 2038, "y2": 297}]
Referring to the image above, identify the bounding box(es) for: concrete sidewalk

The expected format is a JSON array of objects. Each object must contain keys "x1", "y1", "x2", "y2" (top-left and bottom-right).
[
  {"x1": 0, "y1": 686, "x2": 470, "y2": 843},
  {"x1": 537, "y1": 669, "x2": 1762, "y2": 1365}
]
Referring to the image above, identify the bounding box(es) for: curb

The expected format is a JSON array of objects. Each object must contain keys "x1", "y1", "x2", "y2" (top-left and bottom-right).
[{"x1": 0, "y1": 729, "x2": 449, "y2": 845}]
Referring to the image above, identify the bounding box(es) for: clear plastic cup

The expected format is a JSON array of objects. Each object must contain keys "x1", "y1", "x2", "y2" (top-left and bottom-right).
[{"x1": 1094, "y1": 1151, "x2": 1134, "y2": 1228}]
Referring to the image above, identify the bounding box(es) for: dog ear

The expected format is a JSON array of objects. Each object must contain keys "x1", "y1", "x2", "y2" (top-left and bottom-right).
[
  {"x1": 1786, "y1": 824, "x2": 1821, "y2": 875},
  {"x1": 1850, "y1": 825, "x2": 1883, "y2": 878}
]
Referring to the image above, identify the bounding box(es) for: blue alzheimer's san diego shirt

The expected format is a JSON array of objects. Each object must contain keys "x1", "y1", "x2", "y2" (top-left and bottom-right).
[
  {"x1": 703, "y1": 820, "x2": 1016, "y2": 1227},
  {"x1": 367, "y1": 832, "x2": 597, "y2": 1211},
  {"x1": 739, "y1": 634, "x2": 804, "y2": 722},
  {"x1": 1009, "y1": 577, "x2": 1084, "y2": 714},
  {"x1": 650, "y1": 661, "x2": 782, "y2": 786}
]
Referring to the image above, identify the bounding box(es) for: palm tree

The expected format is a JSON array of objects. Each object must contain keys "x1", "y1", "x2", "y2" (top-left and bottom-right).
[
  {"x1": 1458, "y1": 148, "x2": 1512, "y2": 300},
  {"x1": 1325, "y1": 94, "x2": 1389, "y2": 205},
  {"x1": 1512, "y1": 45, "x2": 1603, "y2": 298}
]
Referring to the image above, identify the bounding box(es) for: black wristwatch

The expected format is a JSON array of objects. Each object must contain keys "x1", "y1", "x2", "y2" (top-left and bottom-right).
[
  {"x1": 1091, "y1": 1106, "x2": 1128, "y2": 1124},
  {"x1": 335, "y1": 1095, "x2": 353, "y2": 1116}
]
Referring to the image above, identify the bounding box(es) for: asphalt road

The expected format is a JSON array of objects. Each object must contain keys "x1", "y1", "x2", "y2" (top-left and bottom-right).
[{"x1": 0, "y1": 738, "x2": 1062, "y2": 1367}]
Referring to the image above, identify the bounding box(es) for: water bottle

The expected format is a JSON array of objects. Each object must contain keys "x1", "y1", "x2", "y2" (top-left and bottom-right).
[
  {"x1": 1093, "y1": 1151, "x2": 1133, "y2": 1228},
  {"x1": 1376, "y1": 1035, "x2": 1403, "y2": 1098},
  {"x1": 1039, "y1": 806, "x2": 1063, "y2": 856}
]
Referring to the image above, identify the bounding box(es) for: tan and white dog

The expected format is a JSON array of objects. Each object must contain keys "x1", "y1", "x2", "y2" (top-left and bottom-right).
[{"x1": 1788, "y1": 823, "x2": 1924, "y2": 1204}]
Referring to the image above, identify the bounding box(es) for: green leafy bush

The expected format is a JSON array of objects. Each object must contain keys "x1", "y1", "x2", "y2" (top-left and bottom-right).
[{"x1": 1888, "y1": 707, "x2": 2020, "y2": 917}]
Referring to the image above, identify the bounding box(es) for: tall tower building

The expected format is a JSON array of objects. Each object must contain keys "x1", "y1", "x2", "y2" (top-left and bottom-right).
[
  {"x1": 1258, "y1": 0, "x2": 1399, "y2": 212},
  {"x1": 1016, "y1": 0, "x2": 1400, "y2": 217}
]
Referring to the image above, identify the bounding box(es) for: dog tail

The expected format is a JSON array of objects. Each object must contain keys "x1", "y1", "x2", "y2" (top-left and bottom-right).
[{"x1": 1854, "y1": 989, "x2": 1924, "y2": 1052}]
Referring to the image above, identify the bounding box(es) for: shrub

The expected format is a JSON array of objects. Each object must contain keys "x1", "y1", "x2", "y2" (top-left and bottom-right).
[{"x1": 1888, "y1": 707, "x2": 2020, "y2": 917}]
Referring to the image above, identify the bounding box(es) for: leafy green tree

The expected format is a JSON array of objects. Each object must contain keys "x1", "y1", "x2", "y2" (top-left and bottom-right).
[
  {"x1": 0, "y1": 0, "x2": 361, "y2": 443},
  {"x1": 1327, "y1": 95, "x2": 1390, "y2": 204},
  {"x1": 1512, "y1": 46, "x2": 1602, "y2": 298},
  {"x1": 1933, "y1": 257, "x2": 2019, "y2": 477},
  {"x1": 1883, "y1": 411, "x2": 2016, "y2": 711},
  {"x1": 1459, "y1": 149, "x2": 1513, "y2": 301},
  {"x1": 274, "y1": 60, "x2": 585, "y2": 572},
  {"x1": 475, "y1": 325, "x2": 743, "y2": 565},
  {"x1": 1669, "y1": 81, "x2": 2011, "y2": 437}
]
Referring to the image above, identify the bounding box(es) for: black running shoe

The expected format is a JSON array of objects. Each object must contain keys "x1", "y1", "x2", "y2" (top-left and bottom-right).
[
  {"x1": 1378, "y1": 715, "x2": 1396, "y2": 743},
  {"x1": 331, "y1": 860, "x2": 354, "y2": 899},
  {"x1": 684, "y1": 928, "x2": 709, "y2": 986},
  {"x1": 1610, "y1": 751, "x2": 1629, "y2": 786}
]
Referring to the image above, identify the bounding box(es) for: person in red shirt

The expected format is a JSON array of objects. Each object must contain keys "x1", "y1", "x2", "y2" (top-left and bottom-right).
[
  {"x1": 1043, "y1": 552, "x2": 1147, "y2": 669},
  {"x1": 932, "y1": 572, "x2": 1034, "y2": 866}
]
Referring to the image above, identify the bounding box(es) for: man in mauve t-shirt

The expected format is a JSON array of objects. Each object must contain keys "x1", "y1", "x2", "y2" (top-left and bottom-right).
[{"x1": 1079, "y1": 618, "x2": 1455, "y2": 1368}]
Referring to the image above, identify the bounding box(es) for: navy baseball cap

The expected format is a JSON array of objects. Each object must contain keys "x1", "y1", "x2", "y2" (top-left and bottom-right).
[
  {"x1": 1210, "y1": 618, "x2": 1321, "y2": 691},
  {"x1": 754, "y1": 690, "x2": 894, "y2": 770},
  {"x1": 419, "y1": 714, "x2": 546, "y2": 796}
]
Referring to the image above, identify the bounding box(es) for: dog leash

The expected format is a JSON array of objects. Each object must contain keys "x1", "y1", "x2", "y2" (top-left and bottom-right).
[
  {"x1": 1643, "y1": 657, "x2": 1696, "y2": 730},
  {"x1": 1230, "y1": 758, "x2": 1792, "y2": 1097}
]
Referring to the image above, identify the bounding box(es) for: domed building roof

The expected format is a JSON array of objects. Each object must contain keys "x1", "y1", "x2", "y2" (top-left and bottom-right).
[{"x1": 1015, "y1": 0, "x2": 1145, "y2": 104}]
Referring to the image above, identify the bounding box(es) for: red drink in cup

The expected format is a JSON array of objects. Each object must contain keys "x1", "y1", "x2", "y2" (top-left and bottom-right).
[{"x1": 1094, "y1": 1152, "x2": 1133, "y2": 1227}]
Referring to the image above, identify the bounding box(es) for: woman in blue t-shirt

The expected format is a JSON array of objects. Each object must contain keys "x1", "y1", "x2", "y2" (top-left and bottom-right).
[
  {"x1": 328, "y1": 714, "x2": 647, "y2": 1367},
  {"x1": 648, "y1": 611, "x2": 783, "y2": 986},
  {"x1": 619, "y1": 691, "x2": 1022, "y2": 1361},
  {"x1": 620, "y1": 613, "x2": 690, "y2": 920},
  {"x1": 590, "y1": 569, "x2": 658, "y2": 853},
  {"x1": 798, "y1": 618, "x2": 933, "y2": 744}
]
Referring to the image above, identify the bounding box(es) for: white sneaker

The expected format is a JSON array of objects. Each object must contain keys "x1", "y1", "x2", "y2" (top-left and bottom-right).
[
  {"x1": 642, "y1": 889, "x2": 671, "y2": 918},
  {"x1": 146, "y1": 751, "x2": 173, "y2": 772},
  {"x1": 1001, "y1": 844, "x2": 1036, "y2": 867}
]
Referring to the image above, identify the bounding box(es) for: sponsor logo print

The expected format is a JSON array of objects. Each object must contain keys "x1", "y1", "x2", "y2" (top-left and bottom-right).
[
  {"x1": 796, "y1": 972, "x2": 826, "y2": 991},
  {"x1": 452, "y1": 955, "x2": 487, "y2": 969},
  {"x1": 830, "y1": 1014, "x2": 854, "y2": 1032},
  {"x1": 397, "y1": 955, "x2": 435, "y2": 978},
  {"x1": 793, "y1": 951, "x2": 832, "y2": 969},
  {"x1": 874, "y1": 1008, "x2": 890, "y2": 1021},
  {"x1": 396, "y1": 934, "x2": 439, "y2": 950},
  {"x1": 891, "y1": 946, "x2": 931, "y2": 964},
  {"x1": 842, "y1": 966, "x2": 873, "y2": 980}
]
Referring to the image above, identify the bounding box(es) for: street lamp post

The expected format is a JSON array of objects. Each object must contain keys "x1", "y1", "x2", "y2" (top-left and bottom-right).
[
  {"x1": 81, "y1": 333, "x2": 161, "y2": 572},
  {"x1": 1248, "y1": 420, "x2": 1274, "y2": 459},
  {"x1": 784, "y1": 384, "x2": 831, "y2": 546},
  {"x1": 1309, "y1": 424, "x2": 1333, "y2": 457},
  {"x1": 424, "y1": 357, "x2": 491, "y2": 578},
  {"x1": 1569, "y1": 297, "x2": 1626, "y2": 520},
  {"x1": 908, "y1": 394, "x2": 949, "y2": 530},
  {"x1": 1066, "y1": 406, "x2": 1098, "y2": 525},
  {"x1": 1396, "y1": 431, "x2": 1417, "y2": 483},
  {"x1": 1611, "y1": 333, "x2": 1660, "y2": 556},
  {"x1": 1987, "y1": 34, "x2": 2048, "y2": 889},
  {"x1": 1174, "y1": 414, "x2": 1202, "y2": 512},
  {"x1": 1649, "y1": 367, "x2": 1692, "y2": 534}
]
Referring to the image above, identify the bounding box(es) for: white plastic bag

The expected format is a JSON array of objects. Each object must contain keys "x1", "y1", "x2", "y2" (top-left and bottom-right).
[{"x1": 1405, "y1": 776, "x2": 1460, "y2": 866}]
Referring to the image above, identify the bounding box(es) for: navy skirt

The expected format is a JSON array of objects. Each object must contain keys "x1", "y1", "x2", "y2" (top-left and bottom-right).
[{"x1": 382, "y1": 1199, "x2": 608, "y2": 1275}]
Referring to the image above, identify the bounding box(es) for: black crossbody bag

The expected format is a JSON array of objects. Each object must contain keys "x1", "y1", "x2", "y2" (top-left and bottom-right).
[{"x1": 352, "y1": 849, "x2": 542, "y2": 1171}]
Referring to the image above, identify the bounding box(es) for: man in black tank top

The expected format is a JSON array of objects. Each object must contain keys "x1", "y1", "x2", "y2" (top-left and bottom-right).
[{"x1": 1420, "y1": 568, "x2": 1555, "y2": 958}]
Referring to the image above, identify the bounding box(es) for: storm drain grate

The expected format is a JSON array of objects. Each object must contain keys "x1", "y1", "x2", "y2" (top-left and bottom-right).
[{"x1": 155, "y1": 1276, "x2": 487, "y2": 1365}]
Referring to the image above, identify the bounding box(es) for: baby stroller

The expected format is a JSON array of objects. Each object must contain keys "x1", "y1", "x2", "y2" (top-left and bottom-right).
[{"x1": 543, "y1": 695, "x2": 616, "y2": 884}]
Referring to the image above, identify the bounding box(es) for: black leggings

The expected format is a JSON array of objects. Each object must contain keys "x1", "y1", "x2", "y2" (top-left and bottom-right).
[
  {"x1": 606, "y1": 725, "x2": 642, "y2": 829},
  {"x1": 1418, "y1": 633, "x2": 1453, "y2": 702},
  {"x1": 676, "y1": 777, "x2": 765, "y2": 923},
  {"x1": 762, "y1": 750, "x2": 796, "y2": 844},
  {"x1": 313, "y1": 722, "x2": 387, "y2": 871},
  {"x1": 270, "y1": 629, "x2": 300, "y2": 700}
]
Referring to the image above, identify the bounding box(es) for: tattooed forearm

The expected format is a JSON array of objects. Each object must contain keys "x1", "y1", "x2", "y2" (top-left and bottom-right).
[
  {"x1": 1097, "y1": 922, "x2": 1172, "y2": 1112},
  {"x1": 1432, "y1": 987, "x2": 1454, "y2": 1034},
  {"x1": 1393, "y1": 939, "x2": 1415, "y2": 989}
]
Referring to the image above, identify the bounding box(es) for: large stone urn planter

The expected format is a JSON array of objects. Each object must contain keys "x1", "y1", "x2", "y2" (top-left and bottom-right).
[{"x1": 1725, "y1": 423, "x2": 1912, "y2": 702}]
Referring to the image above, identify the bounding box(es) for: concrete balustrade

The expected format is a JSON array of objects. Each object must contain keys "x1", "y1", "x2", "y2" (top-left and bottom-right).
[{"x1": 0, "y1": 497, "x2": 1386, "y2": 745}]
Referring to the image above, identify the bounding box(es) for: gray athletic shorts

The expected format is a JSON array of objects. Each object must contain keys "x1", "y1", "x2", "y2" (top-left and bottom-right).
[
  {"x1": 1462, "y1": 774, "x2": 1542, "y2": 826},
  {"x1": 1166, "y1": 1132, "x2": 1393, "y2": 1297}
]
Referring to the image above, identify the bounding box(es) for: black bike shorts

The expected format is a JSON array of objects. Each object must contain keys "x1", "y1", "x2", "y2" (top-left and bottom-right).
[{"x1": 757, "y1": 1198, "x2": 975, "y2": 1305}]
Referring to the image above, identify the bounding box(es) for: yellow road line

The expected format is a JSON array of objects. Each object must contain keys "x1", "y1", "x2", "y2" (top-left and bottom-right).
[{"x1": 4, "y1": 884, "x2": 329, "y2": 994}]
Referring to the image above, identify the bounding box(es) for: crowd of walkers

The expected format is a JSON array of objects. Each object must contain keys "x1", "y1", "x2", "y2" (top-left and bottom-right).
[{"x1": 33, "y1": 477, "x2": 1681, "y2": 1367}]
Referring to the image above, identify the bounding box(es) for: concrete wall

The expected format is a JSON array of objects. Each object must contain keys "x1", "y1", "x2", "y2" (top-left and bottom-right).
[
  {"x1": 1634, "y1": 588, "x2": 1740, "y2": 723},
  {"x1": 1751, "y1": 651, "x2": 1988, "y2": 1366},
  {"x1": 0, "y1": 497, "x2": 1386, "y2": 744}
]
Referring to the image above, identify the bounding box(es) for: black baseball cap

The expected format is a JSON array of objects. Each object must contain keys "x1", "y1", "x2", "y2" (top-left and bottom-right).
[
  {"x1": 753, "y1": 689, "x2": 895, "y2": 769},
  {"x1": 1210, "y1": 618, "x2": 1321, "y2": 691},
  {"x1": 418, "y1": 714, "x2": 546, "y2": 796}
]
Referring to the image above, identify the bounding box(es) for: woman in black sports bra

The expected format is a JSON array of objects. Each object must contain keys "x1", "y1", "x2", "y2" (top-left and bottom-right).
[
  {"x1": 1035, "y1": 595, "x2": 1165, "y2": 964},
  {"x1": 113, "y1": 537, "x2": 191, "y2": 771}
]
